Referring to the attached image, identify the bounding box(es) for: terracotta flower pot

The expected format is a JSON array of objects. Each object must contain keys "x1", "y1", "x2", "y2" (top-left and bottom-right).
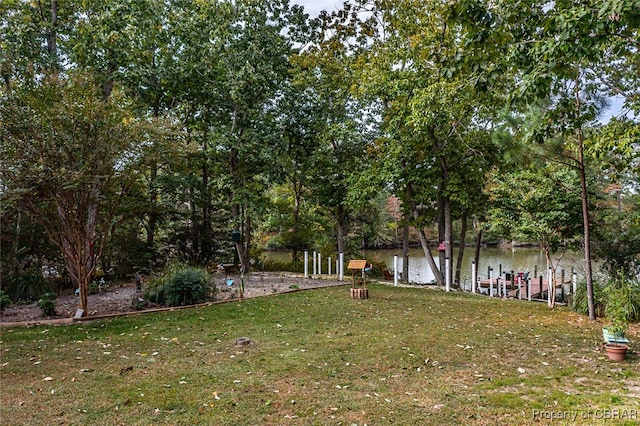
[{"x1": 604, "y1": 343, "x2": 628, "y2": 361}]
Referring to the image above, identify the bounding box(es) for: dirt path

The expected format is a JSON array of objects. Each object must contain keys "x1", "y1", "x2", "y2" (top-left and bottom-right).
[{"x1": 0, "y1": 272, "x2": 350, "y2": 327}]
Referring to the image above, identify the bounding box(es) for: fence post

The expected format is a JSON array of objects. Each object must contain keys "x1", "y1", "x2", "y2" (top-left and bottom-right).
[
  {"x1": 339, "y1": 252, "x2": 344, "y2": 281},
  {"x1": 539, "y1": 275, "x2": 543, "y2": 300},
  {"x1": 304, "y1": 251, "x2": 308, "y2": 278}
]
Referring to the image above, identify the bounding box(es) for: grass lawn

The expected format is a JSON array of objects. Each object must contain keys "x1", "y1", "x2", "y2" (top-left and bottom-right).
[{"x1": 1, "y1": 283, "x2": 639, "y2": 425}]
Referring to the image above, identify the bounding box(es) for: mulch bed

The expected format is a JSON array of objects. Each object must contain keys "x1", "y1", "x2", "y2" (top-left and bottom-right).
[{"x1": 0, "y1": 272, "x2": 349, "y2": 327}]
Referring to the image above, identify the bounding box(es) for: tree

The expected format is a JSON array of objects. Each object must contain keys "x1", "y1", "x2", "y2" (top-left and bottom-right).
[
  {"x1": 453, "y1": 0, "x2": 640, "y2": 319},
  {"x1": 344, "y1": 0, "x2": 504, "y2": 286},
  {"x1": 0, "y1": 74, "x2": 146, "y2": 316},
  {"x1": 486, "y1": 166, "x2": 584, "y2": 307}
]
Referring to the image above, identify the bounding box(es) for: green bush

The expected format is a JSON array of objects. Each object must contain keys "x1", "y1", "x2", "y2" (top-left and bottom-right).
[
  {"x1": 0, "y1": 290, "x2": 11, "y2": 311},
  {"x1": 145, "y1": 265, "x2": 215, "y2": 307},
  {"x1": 4, "y1": 272, "x2": 52, "y2": 302},
  {"x1": 571, "y1": 281, "x2": 607, "y2": 318},
  {"x1": 36, "y1": 292, "x2": 57, "y2": 317},
  {"x1": 572, "y1": 278, "x2": 640, "y2": 322}
]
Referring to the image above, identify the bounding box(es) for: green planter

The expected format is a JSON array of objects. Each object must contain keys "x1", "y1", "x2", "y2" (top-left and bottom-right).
[{"x1": 602, "y1": 327, "x2": 629, "y2": 344}]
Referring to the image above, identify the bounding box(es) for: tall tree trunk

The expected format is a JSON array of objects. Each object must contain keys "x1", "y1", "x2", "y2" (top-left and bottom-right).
[
  {"x1": 229, "y1": 146, "x2": 248, "y2": 272},
  {"x1": 189, "y1": 185, "x2": 198, "y2": 258},
  {"x1": 291, "y1": 178, "x2": 301, "y2": 263},
  {"x1": 335, "y1": 204, "x2": 348, "y2": 256},
  {"x1": 454, "y1": 211, "x2": 469, "y2": 287},
  {"x1": 406, "y1": 183, "x2": 443, "y2": 285},
  {"x1": 474, "y1": 227, "x2": 483, "y2": 284},
  {"x1": 575, "y1": 70, "x2": 596, "y2": 320},
  {"x1": 146, "y1": 158, "x2": 158, "y2": 256},
  {"x1": 201, "y1": 154, "x2": 211, "y2": 262},
  {"x1": 443, "y1": 197, "x2": 453, "y2": 287},
  {"x1": 46, "y1": 0, "x2": 58, "y2": 68},
  {"x1": 437, "y1": 194, "x2": 446, "y2": 275}
]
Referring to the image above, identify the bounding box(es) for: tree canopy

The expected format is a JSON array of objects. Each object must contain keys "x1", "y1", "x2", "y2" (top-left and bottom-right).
[{"x1": 1, "y1": 0, "x2": 638, "y2": 318}]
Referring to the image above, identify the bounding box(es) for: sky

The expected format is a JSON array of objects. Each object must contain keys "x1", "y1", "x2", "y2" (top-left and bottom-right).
[{"x1": 292, "y1": 0, "x2": 340, "y2": 17}]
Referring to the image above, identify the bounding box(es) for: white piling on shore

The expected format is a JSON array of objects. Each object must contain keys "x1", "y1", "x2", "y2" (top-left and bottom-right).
[
  {"x1": 328, "y1": 257, "x2": 332, "y2": 275},
  {"x1": 313, "y1": 251, "x2": 317, "y2": 278},
  {"x1": 471, "y1": 261, "x2": 476, "y2": 293},
  {"x1": 489, "y1": 268, "x2": 494, "y2": 297},
  {"x1": 394, "y1": 255, "x2": 398, "y2": 287},
  {"x1": 304, "y1": 251, "x2": 308, "y2": 278},
  {"x1": 318, "y1": 252, "x2": 322, "y2": 275},
  {"x1": 445, "y1": 257, "x2": 451, "y2": 292},
  {"x1": 339, "y1": 252, "x2": 344, "y2": 281}
]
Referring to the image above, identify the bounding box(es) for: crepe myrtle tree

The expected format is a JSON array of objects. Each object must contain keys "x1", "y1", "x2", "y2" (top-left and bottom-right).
[{"x1": 0, "y1": 73, "x2": 146, "y2": 316}]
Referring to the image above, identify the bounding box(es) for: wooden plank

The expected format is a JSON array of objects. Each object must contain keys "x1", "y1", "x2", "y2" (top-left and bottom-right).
[{"x1": 347, "y1": 260, "x2": 367, "y2": 270}]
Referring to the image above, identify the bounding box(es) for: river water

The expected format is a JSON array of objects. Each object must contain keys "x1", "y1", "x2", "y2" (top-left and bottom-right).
[{"x1": 262, "y1": 247, "x2": 587, "y2": 286}]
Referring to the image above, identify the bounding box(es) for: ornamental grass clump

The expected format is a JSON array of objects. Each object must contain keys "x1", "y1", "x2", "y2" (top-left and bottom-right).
[{"x1": 145, "y1": 264, "x2": 215, "y2": 307}]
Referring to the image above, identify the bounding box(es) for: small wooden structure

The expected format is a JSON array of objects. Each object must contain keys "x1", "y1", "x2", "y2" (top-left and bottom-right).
[{"x1": 348, "y1": 259, "x2": 368, "y2": 299}]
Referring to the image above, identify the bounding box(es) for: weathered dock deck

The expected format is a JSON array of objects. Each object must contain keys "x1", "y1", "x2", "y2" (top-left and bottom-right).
[{"x1": 478, "y1": 276, "x2": 572, "y2": 299}]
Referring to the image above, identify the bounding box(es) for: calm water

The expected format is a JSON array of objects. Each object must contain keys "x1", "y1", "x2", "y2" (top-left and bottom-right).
[{"x1": 262, "y1": 247, "x2": 586, "y2": 285}]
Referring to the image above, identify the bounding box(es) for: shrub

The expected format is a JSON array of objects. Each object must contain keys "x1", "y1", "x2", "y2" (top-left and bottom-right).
[
  {"x1": 4, "y1": 272, "x2": 52, "y2": 302},
  {"x1": 572, "y1": 278, "x2": 640, "y2": 321},
  {"x1": 145, "y1": 265, "x2": 215, "y2": 307},
  {"x1": 605, "y1": 278, "x2": 640, "y2": 322},
  {"x1": 571, "y1": 281, "x2": 606, "y2": 318},
  {"x1": 0, "y1": 290, "x2": 11, "y2": 311},
  {"x1": 36, "y1": 292, "x2": 57, "y2": 317}
]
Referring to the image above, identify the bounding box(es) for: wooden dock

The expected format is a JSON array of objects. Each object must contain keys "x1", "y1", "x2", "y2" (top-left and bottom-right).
[{"x1": 478, "y1": 277, "x2": 572, "y2": 299}]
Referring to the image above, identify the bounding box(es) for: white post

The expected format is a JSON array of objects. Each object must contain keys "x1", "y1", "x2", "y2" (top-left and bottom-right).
[
  {"x1": 445, "y1": 257, "x2": 451, "y2": 292},
  {"x1": 471, "y1": 261, "x2": 477, "y2": 293},
  {"x1": 328, "y1": 257, "x2": 332, "y2": 275},
  {"x1": 304, "y1": 251, "x2": 308, "y2": 278},
  {"x1": 393, "y1": 255, "x2": 398, "y2": 287},
  {"x1": 572, "y1": 272, "x2": 577, "y2": 295},
  {"x1": 339, "y1": 252, "x2": 344, "y2": 281},
  {"x1": 518, "y1": 276, "x2": 522, "y2": 300},
  {"x1": 489, "y1": 268, "x2": 494, "y2": 297},
  {"x1": 318, "y1": 252, "x2": 322, "y2": 275},
  {"x1": 312, "y1": 251, "x2": 317, "y2": 278}
]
